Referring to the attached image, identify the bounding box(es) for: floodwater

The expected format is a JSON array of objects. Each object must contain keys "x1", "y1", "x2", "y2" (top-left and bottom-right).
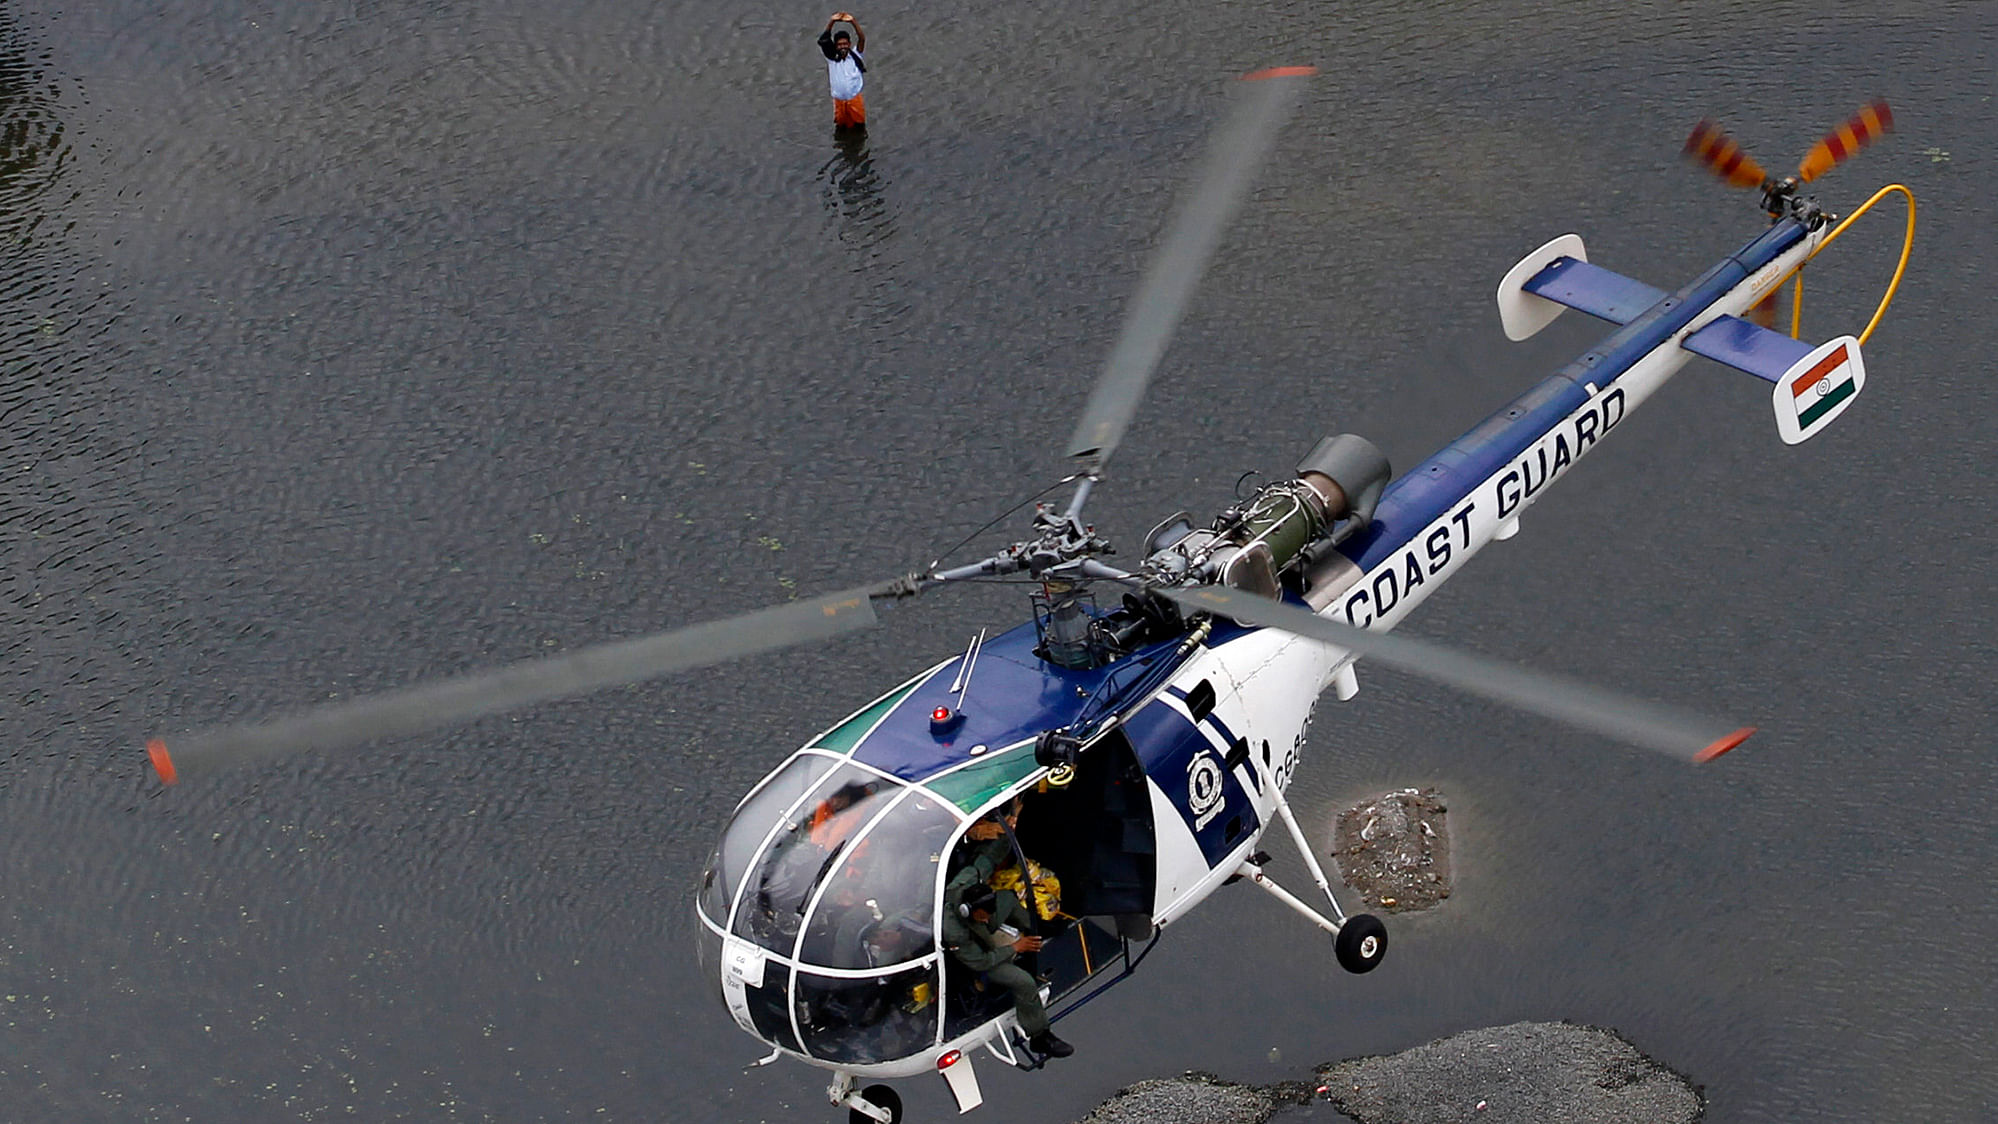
[{"x1": 3, "y1": 1, "x2": 1993, "y2": 1121}]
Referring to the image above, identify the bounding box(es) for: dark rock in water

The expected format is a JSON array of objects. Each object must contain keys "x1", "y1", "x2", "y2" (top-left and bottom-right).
[
  {"x1": 1076, "y1": 1072, "x2": 1300, "y2": 1124},
  {"x1": 1315, "y1": 1021, "x2": 1702, "y2": 1124},
  {"x1": 1333, "y1": 788, "x2": 1450, "y2": 912}
]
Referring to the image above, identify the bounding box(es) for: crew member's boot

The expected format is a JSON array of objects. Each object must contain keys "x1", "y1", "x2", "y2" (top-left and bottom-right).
[{"x1": 1029, "y1": 1031, "x2": 1074, "y2": 1059}]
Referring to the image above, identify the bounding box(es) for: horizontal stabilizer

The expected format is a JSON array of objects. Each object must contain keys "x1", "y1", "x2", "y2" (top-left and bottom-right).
[
  {"x1": 1520, "y1": 259, "x2": 1667, "y2": 328},
  {"x1": 1682, "y1": 315, "x2": 1817, "y2": 383},
  {"x1": 1498, "y1": 236, "x2": 1669, "y2": 341},
  {"x1": 1684, "y1": 319, "x2": 1864, "y2": 443}
]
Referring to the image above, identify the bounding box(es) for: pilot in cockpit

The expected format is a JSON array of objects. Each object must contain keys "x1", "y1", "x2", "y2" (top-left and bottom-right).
[
  {"x1": 807, "y1": 781, "x2": 875, "y2": 850},
  {"x1": 746, "y1": 780, "x2": 881, "y2": 944}
]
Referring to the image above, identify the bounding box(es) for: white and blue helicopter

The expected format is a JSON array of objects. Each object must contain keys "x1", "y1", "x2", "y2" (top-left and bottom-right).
[{"x1": 146, "y1": 70, "x2": 1905, "y2": 1124}]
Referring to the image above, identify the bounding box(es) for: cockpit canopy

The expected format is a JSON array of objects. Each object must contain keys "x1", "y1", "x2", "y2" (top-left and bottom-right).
[
  {"x1": 698, "y1": 748, "x2": 1012, "y2": 1064},
  {"x1": 716, "y1": 756, "x2": 958, "y2": 969},
  {"x1": 697, "y1": 668, "x2": 1153, "y2": 1068}
]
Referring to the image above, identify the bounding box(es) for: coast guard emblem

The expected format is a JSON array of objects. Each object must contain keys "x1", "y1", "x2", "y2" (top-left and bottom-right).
[{"x1": 1188, "y1": 752, "x2": 1225, "y2": 829}]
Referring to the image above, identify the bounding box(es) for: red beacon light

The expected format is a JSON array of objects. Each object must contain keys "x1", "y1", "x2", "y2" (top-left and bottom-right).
[{"x1": 929, "y1": 704, "x2": 966, "y2": 738}]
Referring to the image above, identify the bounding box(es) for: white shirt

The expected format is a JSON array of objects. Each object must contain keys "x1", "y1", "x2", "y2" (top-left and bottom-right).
[{"x1": 827, "y1": 50, "x2": 864, "y2": 100}]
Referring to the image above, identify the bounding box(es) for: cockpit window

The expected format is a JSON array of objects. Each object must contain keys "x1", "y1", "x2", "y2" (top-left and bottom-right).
[
  {"x1": 698, "y1": 752, "x2": 837, "y2": 926},
  {"x1": 732, "y1": 765, "x2": 900, "y2": 955},
  {"x1": 797, "y1": 791, "x2": 957, "y2": 970}
]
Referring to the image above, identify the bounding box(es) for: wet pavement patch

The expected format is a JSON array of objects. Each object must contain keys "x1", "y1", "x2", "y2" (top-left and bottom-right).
[
  {"x1": 1075, "y1": 1024, "x2": 1700, "y2": 1124},
  {"x1": 1076, "y1": 1072, "x2": 1302, "y2": 1124},
  {"x1": 1313, "y1": 1021, "x2": 1702, "y2": 1124}
]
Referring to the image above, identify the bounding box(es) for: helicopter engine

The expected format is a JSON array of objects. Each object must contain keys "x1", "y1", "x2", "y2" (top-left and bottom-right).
[{"x1": 1142, "y1": 433, "x2": 1389, "y2": 598}]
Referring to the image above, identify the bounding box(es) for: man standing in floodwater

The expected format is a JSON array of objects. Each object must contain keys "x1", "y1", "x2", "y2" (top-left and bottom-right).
[{"x1": 818, "y1": 12, "x2": 867, "y2": 129}]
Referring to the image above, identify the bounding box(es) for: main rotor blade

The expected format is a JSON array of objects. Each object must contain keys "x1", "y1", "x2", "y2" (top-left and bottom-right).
[
  {"x1": 146, "y1": 585, "x2": 890, "y2": 784},
  {"x1": 1065, "y1": 66, "x2": 1313, "y2": 473},
  {"x1": 1159, "y1": 586, "x2": 1753, "y2": 763}
]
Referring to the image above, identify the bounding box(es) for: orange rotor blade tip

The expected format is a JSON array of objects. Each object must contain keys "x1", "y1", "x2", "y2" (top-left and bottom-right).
[
  {"x1": 1693, "y1": 726, "x2": 1756, "y2": 764},
  {"x1": 1242, "y1": 65, "x2": 1316, "y2": 81},
  {"x1": 1800, "y1": 99, "x2": 1898, "y2": 181},
  {"x1": 147, "y1": 738, "x2": 179, "y2": 785},
  {"x1": 1682, "y1": 122, "x2": 1764, "y2": 187},
  {"x1": 1683, "y1": 119, "x2": 1719, "y2": 155}
]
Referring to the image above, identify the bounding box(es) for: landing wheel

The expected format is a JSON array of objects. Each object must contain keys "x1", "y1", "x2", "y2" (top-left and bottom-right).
[
  {"x1": 848, "y1": 1083, "x2": 902, "y2": 1124},
  {"x1": 1334, "y1": 914, "x2": 1387, "y2": 974}
]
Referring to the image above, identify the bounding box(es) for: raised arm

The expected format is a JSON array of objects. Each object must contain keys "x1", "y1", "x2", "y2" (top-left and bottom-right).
[{"x1": 847, "y1": 15, "x2": 865, "y2": 53}]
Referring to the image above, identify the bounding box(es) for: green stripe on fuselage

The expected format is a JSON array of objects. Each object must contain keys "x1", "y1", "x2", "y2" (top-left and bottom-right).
[
  {"x1": 923, "y1": 740, "x2": 1039, "y2": 813},
  {"x1": 814, "y1": 680, "x2": 922, "y2": 754}
]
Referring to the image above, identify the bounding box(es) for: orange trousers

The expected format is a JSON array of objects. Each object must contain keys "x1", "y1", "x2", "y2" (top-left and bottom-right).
[{"x1": 833, "y1": 93, "x2": 866, "y2": 128}]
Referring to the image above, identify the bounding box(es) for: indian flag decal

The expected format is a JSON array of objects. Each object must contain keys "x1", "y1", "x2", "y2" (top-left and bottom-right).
[{"x1": 1772, "y1": 335, "x2": 1866, "y2": 445}]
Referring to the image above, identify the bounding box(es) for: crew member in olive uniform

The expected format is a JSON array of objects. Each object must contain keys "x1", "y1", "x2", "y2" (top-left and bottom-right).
[
  {"x1": 942, "y1": 883, "x2": 1073, "y2": 1058},
  {"x1": 942, "y1": 800, "x2": 1017, "y2": 915}
]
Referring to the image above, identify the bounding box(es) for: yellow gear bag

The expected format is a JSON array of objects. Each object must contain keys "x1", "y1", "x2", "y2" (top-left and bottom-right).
[{"x1": 989, "y1": 860, "x2": 1063, "y2": 921}]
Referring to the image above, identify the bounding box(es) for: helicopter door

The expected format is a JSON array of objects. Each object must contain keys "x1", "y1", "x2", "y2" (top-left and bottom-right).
[
  {"x1": 1008, "y1": 731, "x2": 1155, "y2": 921},
  {"x1": 1121, "y1": 679, "x2": 1262, "y2": 918}
]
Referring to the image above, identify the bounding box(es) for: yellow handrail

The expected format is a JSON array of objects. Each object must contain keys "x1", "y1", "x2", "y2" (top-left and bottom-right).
[
  {"x1": 1791, "y1": 264, "x2": 1804, "y2": 339},
  {"x1": 1791, "y1": 183, "x2": 1916, "y2": 345}
]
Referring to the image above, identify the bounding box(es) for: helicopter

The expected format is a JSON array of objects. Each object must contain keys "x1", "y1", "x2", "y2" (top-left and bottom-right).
[{"x1": 141, "y1": 69, "x2": 1909, "y2": 1124}]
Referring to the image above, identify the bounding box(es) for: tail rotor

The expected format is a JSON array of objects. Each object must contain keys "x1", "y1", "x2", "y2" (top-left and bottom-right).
[{"x1": 1682, "y1": 100, "x2": 1895, "y2": 213}]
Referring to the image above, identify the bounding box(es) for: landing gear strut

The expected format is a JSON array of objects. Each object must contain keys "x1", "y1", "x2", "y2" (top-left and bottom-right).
[{"x1": 1237, "y1": 775, "x2": 1390, "y2": 975}]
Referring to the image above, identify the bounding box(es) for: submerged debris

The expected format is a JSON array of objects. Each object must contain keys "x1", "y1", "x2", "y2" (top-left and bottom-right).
[
  {"x1": 1332, "y1": 788, "x2": 1450, "y2": 912},
  {"x1": 1315, "y1": 1021, "x2": 1702, "y2": 1124}
]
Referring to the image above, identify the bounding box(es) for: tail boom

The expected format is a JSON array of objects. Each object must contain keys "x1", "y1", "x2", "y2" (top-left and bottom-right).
[{"x1": 1320, "y1": 217, "x2": 1829, "y2": 632}]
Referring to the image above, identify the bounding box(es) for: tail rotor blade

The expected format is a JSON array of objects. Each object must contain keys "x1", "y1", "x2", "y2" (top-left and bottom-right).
[
  {"x1": 1066, "y1": 66, "x2": 1313, "y2": 473},
  {"x1": 1797, "y1": 99, "x2": 1894, "y2": 183},
  {"x1": 1748, "y1": 289, "x2": 1780, "y2": 329},
  {"x1": 1683, "y1": 119, "x2": 1769, "y2": 189},
  {"x1": 146, "y1": 584, "x2": 894, "y2": 784},
  {"x1": 1159, "y1": 585, "x2": 1754, "y2": 764}
]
